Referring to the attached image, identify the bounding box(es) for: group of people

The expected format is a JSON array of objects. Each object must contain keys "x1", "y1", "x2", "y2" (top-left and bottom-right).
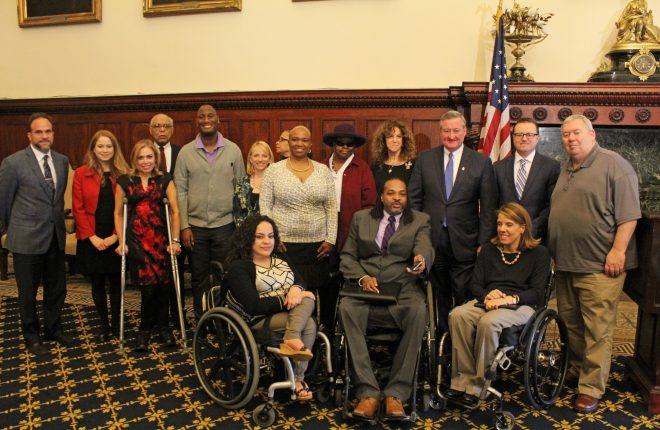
[{"x1": 0, "y1": 106, "x2": 640, "y2": 417}]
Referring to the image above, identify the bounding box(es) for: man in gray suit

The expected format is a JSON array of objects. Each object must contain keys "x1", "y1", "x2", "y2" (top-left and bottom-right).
[
  {"x1": 338, "y1": 178, "x2": 433, "y2": 421},
  {"x1": 408, "y1": 110, "x2": 498, "y2": 333},
  {"x1": 493, "y1": 118, "x2": 559, "y2": 243},
  {"x1": 0, "y1": 113, "x2": 71, "y2": 356}
]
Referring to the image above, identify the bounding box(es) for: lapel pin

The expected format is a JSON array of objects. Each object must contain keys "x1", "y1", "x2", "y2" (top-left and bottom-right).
[{"x1": 461, "y1": 167, "x2": 465, "y2": 171}]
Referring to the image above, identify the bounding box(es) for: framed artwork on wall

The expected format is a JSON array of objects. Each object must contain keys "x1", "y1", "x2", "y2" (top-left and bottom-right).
[
  {"x1": 143, "y1": 0, "x2": 241, "y2": 17},
  {"x1": 18, "y1": 0, "x2": 102, "y2": 27}
]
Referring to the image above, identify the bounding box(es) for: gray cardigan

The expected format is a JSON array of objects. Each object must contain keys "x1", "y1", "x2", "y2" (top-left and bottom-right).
[{"x1": 174, "y1": 135, "x2": 245, "y2": 230}]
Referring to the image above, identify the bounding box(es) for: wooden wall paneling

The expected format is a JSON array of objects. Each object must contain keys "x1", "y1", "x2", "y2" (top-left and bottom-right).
[
  {"x1": 129, "y1": 120, "x2": 151, "y2": 156},
  {"x1": 170, "y1": 120, "x2": 196, "y2": 147},
  {"x1": 238, "y1": 119, "x2": 271, "y2": 158},
  {"x1": 63, "y1": 121, "x2": 91, "y2": 168},
  {"x1": 1, "y1": 123, "x2": 28, "y2": 161},
  {"x1": 412, "y1": 119, "x2": 442, "y2": 152}
]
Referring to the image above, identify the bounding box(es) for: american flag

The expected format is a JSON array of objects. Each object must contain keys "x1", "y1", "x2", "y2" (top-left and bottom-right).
[{"x1": 479, "y1": 4, "x2": 511, "y2": 162}]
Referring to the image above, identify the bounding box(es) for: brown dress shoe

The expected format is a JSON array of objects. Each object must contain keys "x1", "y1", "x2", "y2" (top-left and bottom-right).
[
  {"x1": 385, "y1": 396, "x2": 406, "y2": 418},
  {"x1": 353, "y1": 397, "x2": 380, "y2": 419},
  {"x1": 574, "y1": 393, "x2": 599, "y2": 413}
]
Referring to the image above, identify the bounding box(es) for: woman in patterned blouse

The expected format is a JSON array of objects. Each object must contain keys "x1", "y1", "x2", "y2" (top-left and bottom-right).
[
  {"x1": 224, "y1": 215, "x2": 317, "y2": 400},
  {"x1": 260, "y1": 125, "x2": 337, "y2": 332},
  {"x1": 232, "y1": 140, "x2": 274, "y2": 227}
]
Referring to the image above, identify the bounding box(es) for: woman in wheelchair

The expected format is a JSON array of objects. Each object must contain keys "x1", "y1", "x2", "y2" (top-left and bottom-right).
[
  {"x1": 223, "y1": 215, "x2": 318, "y2": 400},
  {"x1": 446, "y1": 202, "x2": 550, "y2": 404}
]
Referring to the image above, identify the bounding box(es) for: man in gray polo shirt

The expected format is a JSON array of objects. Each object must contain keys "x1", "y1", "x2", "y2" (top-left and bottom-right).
[
  {"x1": 174, "y1": 104, "x2": 245, "y2": 319},
  {"x1": 549, "y1": 114, "x2": 640, "y2": 414}
]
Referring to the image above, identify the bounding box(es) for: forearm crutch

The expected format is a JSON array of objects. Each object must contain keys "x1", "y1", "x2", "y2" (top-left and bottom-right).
[
  {"x1": 163, "y1": 197, "x2": 188, "y2": 350},
  {"x1": 118, "y1": 197, "x2": 128, "y2": 354}
]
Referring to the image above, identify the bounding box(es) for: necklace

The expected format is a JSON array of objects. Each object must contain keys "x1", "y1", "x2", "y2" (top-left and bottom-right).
[
  {"x1": 498, "y1": 246, "x2": 522, "y2": 265},
  {"x1": 287, "y1": 159, "x2": 312, "y2": 172}
]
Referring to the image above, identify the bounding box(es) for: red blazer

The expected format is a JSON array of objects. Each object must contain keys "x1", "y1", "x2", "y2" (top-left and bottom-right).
[
  {"x1": 323, "y1": 154, "x2": 377, "y2": 251},
  {"x1": 72, "y1": 165, "x2": 117, "y2": 240}
]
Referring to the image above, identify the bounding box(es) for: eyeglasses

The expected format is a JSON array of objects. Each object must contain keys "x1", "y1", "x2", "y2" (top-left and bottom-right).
[
  {"x1": 335, "y1": 140, "x2": 356, "y2": 148},
  {"x1": 151, "y1": 124, "x2": 173, "y2": 129},
  {"x1": 512, "y1": 132, "x2": 538, "y2": 139}
]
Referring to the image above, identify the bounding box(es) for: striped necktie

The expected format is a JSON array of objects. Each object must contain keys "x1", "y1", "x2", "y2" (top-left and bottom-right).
[
  {"x1": 43, "y1": 154, "x2": 55, "y2": 197},
  {"x1": 515, "y1": 158, "x2": 528, "y2": 200},
  {"x1": 380, "y1": 216, "x2": 396, "y2": 254}
]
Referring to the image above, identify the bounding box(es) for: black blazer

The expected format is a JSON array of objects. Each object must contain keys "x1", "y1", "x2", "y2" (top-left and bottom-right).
[
  {"x1": 169, "y1": 143, "x2": 181, "y2": 175},
  {"x1": 409, "y1": 145, "x2": 498, "y2": 262},
  {"x1": 493, "y1": 152, "x2": 559, "y2": 242}
]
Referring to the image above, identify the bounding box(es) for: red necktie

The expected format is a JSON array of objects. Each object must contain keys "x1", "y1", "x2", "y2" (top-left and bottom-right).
[{"x1": 158, "y1": 145, "x2": 167, "y2": 173}]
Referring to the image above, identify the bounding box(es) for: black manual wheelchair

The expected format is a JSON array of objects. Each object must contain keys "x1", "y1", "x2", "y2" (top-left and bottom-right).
[
  {"x1": 434, "y1": 270, "x2": 569, "y2": 430},
  {"x1": 332, "y1": 279, "x2": 438, "y2": 425},
  {"x1": 192, "y1": 262, "x2": 334, "y2": 427}
]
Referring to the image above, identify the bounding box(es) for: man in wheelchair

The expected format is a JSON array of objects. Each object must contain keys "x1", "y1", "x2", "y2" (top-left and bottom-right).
[
  {"x1": 337, "y1": 178, "x2": 433, "y2": 420},
  {"x1": 446, "y1": 203, "x2": 550, "y2": 405}
]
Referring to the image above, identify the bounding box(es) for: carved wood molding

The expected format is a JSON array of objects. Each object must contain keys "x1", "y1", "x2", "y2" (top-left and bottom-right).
[{"x1": 0, "y1": 89, "x2": 454, "y2": 115}]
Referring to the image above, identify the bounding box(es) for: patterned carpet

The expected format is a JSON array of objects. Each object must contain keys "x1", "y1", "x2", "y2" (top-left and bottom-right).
[{"x1": 0, "y1": 271, "x2": 656, "y2": 430}]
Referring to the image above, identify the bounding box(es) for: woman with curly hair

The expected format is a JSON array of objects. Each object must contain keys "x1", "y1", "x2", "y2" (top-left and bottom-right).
[
  {"x1": 224, "y1": 215, "x2": 317, "y2": 401},
  {"x1": 73, "y1": 130, "x2": 129, "y2": 342},
  {"x1": 232, "y1": 140, "x2": 274, "y2": 227},
  {"x1": 370, "y1": 120, "x2": 417, "y2": 192}
]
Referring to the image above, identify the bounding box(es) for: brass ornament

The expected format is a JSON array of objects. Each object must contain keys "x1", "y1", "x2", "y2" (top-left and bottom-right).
[
  {"x1": 498, "y1": 2, "x2": 553, "y2": 82},
  {"x1": 590, "y1": 0, "x2": 660, "y2": 82},
  {"x1": 625, "y1": 47, "x2": 660, "y2": 81}
]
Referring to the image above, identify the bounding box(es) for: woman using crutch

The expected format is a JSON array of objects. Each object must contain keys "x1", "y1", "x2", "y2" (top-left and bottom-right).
[{"x1": 114, "y1": 139, "x2": 181, "y2": 352}]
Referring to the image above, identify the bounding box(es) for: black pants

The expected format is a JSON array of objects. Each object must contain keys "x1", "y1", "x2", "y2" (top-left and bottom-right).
[
  {"x1": 285, "y1": 241, "x2": 332, "y2": 330},
  {"x1": 13, "y1": 235, "x2": 67, "y2": 344},
  {"x1": 140, "y1": 284, "x2": 169, "y2": 331},
  {"x1": 90, "y1": 273, "x2": 121, "y2": 333},
  {"x1": 189, "y1": 224, "x2": 234, "y2": 319},
  {"x1": 431, "y1": 227, "x2": 475, "y2": 333}
]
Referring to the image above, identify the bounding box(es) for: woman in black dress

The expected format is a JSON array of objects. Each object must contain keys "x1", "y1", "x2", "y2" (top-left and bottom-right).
[
  {"x1": 72, "y1": 130, "x2": 129, "y2": 341},
  {"x1": 370, "y1": 120, "x2": 417, "y2": 192},
  {"x1": 114, "y1": 139, "x2": 181, "y2": 351}
]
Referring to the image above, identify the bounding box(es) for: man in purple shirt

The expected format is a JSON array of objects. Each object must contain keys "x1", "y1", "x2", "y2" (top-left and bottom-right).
[{"x1": 174, "y1": 105, "x2": 245, "y2": 319}]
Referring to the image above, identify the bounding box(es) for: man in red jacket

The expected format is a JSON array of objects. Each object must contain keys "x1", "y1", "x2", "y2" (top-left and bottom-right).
[{"x1": 322, "y1": 123, "x2": 377, "y2": 332}]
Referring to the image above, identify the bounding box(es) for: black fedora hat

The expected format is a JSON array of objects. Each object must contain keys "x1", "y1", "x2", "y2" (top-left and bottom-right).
[{"x1": 322, "y1": 123, "x2": 366, "y2": 147}]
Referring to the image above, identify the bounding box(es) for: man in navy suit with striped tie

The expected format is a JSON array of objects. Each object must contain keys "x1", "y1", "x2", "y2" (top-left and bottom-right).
[{"x1": 493, "y1": 118, "x2": 560, "y2": 244}]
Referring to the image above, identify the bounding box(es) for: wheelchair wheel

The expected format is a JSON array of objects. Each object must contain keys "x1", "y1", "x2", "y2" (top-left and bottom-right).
[
  {"x1": 252, "y1": 403, "x2": 276, "y2": 427},
  {"x1": 523, "y1": 308, "x2": 569, "y2": 409},
  {"x1": 493, "y1": 410, "x2": 515, "y2": 430},
  {"x1": 193, "y1": 307, "x2": 259, "y2": 409}
]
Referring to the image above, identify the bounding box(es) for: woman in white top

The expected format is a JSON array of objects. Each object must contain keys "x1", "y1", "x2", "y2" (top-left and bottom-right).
[{"x1": 260, "y1": 125, "x2": 337, "y2": 329}]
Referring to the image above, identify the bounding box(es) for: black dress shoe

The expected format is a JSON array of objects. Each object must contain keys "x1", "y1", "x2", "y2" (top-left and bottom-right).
[
  {"x1": 45, "y1": 333, "x2": 75, "y2": 346},
  {"x1": 26, "y1": 342, "x2": 50, "y2": 356},
  {"x1": 134, "y1": 331, "x2": 150, "y2": 351},
  {"x1": 160, "y1": 329, "x2": 175, "y2": 347},
  {"x1": 444, "y1": 388, "x2": 466, "y2": 400}
]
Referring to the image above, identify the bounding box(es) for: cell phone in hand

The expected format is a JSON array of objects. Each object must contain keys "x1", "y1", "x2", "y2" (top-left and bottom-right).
[{"x1": 409, "y1": 260, "x2": 424, "y2": 271}]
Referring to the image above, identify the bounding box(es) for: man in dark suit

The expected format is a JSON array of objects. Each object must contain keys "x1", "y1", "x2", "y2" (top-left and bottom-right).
[
  {"x1": 493, "y1": 118, "x2": 559, "y2": 243},
  {"x1": 149, "y1": 113, "x2": 186, "y2": 330},
  {"x1": 408, "y1": 110, "x2": 498, "y2": 332},
  {"x1": 338, "y1": 178, "x2": 433, "y2": 421},
  {"x1": 0, "y1": 113, "x2": 72, "y2": 356}
]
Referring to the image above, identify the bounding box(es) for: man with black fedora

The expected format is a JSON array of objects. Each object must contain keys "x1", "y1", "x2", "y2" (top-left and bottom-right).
[{"x1": 322, "y1": 123, "x2": 377, "y2": 331}]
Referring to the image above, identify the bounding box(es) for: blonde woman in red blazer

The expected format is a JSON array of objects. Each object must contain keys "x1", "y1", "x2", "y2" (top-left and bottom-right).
[{"x1": 72, "y1": 130, "x2": 129, "y2": 342}]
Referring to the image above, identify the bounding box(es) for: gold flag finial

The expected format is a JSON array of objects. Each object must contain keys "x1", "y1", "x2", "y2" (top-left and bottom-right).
[{"x1": 495, "y1": 0, "x2": 504, "y2": 32}]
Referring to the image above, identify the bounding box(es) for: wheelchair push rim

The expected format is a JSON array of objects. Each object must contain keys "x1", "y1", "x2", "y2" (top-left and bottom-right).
[
  {"x1": 523, "y1": 308, "x2": 569, "y2": 408},
  {"x1": 193, "y1": 307, "x2": 260, "y2": 409}
]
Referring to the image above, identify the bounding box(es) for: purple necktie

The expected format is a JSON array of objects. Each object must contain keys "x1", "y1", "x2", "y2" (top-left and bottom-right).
[{"x1": 381, "y1": 216, "x2": 396, "y2": 254}]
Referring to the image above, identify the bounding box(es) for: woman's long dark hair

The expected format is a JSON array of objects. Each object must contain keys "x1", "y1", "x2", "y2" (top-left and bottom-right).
[{"x1": 225, "y1": 215, "x2": 281, "y2": 266}]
